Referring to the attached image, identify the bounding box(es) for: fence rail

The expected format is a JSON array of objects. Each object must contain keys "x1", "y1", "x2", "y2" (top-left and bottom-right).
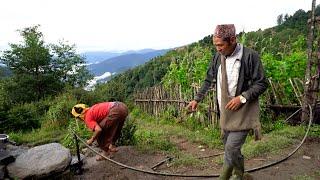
[
  {"x1": 134, "y1": 78, "x2": 306, "y2": 127},
  {"x1": 134, "y1": 84, "x2": 219, "y2": 128}
]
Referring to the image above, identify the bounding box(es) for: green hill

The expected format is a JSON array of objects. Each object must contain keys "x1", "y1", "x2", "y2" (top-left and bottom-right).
[{"x1": 94, "y1": 6, "x2": 320, "y2": 102}]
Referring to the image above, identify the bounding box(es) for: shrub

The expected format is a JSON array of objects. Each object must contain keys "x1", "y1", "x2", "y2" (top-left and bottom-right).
[
  {"x1": 116, "y1": 116, "x2": 137, "y2": 146},
  {"x1": 4, "y1": 103, "x2": 41, "y2": 132},
  {"x1": 42, "y1": 92, "x2": 77, "y2": 128}
]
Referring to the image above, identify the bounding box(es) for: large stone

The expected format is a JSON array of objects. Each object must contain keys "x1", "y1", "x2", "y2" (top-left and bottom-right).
[
  {"x1": 0, "y1": 165, "x2": 5, "y2": 179},
  {"x1": 7, "y1": 143, "x2": 71, "y2": 179},
  {"x1": 6, "y1": 144, "x2": 28, "y2": 158}
]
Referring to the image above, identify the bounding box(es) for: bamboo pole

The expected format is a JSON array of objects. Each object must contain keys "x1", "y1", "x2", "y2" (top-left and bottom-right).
[{"x1": 302, "y1": 0, "x2": 316, "y2": 122}]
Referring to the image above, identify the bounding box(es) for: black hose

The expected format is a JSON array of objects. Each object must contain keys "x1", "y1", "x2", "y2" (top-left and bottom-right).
[{"x1": 72, "y1": 104, "x2": 314, "y2": 177}]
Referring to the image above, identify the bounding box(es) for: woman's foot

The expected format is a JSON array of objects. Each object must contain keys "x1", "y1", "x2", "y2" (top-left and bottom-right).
[
  {"x1": 109, "y1": 144, "x2": 118, "y2": 152},
  {"x1": 96, "y1": 151, "x2": 113, "y2": 161},
  {"x1": 95, "y1": 154, "x2": 105, "y2": 161}
]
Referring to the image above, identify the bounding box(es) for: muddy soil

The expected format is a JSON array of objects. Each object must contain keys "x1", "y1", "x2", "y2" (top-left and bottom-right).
[{"x1": 74, "y1": 138, "x2": 320, "y2": 180}]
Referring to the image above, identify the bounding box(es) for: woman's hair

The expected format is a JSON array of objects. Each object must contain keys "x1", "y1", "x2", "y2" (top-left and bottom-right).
[{"x1": 74, "y1": 106, "x2": 84, "y2": 114}]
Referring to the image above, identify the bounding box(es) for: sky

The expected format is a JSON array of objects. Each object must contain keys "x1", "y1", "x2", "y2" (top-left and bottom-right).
[{"x1": 0, "y1": 0, "x2": 317, "y2": 53}]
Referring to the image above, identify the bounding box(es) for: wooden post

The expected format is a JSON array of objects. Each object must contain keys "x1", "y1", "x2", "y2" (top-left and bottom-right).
[{"x1": 302, "y1": 0, "x2": 316, "y2": 122}]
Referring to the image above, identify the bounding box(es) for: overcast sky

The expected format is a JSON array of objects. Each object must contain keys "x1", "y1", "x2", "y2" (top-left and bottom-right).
[{"x1": 0, "y1": 0, "x2": 317, "y2": 53}]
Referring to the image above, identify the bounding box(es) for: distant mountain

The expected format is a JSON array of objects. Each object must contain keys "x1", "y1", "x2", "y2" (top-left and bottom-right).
[
  {"x1": 81, "y1": 49, "x2": 164, "y2": 64},
  {"x1": 87, "y1": 49, "x2": 169, "y2": 76},
  {"x1": 0, "y1": 65, "x2": 11, "y2": 78},
  {"x1": 81, "y1": 51, "x2": 123, "y2": 64}
]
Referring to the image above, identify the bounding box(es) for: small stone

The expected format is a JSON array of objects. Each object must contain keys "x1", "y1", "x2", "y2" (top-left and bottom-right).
[
  {"x1": 302, "y1": 155, "x2": 311, "y2": 160},
  {"x1": 200, "y1": 149, "x2": 205, "y2": 152},
  {"x1": 81, "y1": 148, "x2": 87, "y2": 153}
]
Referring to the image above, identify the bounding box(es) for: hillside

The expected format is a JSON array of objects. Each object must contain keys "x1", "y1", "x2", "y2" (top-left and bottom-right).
[
  {"x1": 0, "y1": 66, "x2": 11, "y2": 78},
  {"x1": 87, "y1": 49, "x2": 169, "y2": 76},
  {"x1": 94, "y1": 6, "x2": 320, "y2": 101},
  {"x1": 82, "y1": 48, "x2": 162, "y2": 64}
]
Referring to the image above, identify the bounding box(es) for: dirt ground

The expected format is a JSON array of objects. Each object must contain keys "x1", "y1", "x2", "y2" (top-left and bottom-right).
[{"x1": 74, "y1": 137, "x2": 320, "y2": 180}]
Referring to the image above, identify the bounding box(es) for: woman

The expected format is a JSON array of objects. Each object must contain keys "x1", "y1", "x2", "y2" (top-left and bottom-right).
[{"x1": 71, "y1": 102, "x2": 128, "y2": 160}]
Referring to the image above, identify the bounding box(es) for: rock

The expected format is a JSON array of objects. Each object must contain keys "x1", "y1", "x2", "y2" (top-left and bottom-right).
[
  {"x1": 6, "y1": 144, "x2": 28, "y2": 158},
  {"x1": 0, "y1": 165, "x2": 5, "y2": 179},
  {"x1": 70, "y1": 154, "x2": 85, "y2": 166},
  {"x1": 7, "y1": 143, "x2": 71, "y2": 179},
  {"x1": 302, "y1": 155, "x2": 311, "y2": 160},
  {"x1": 0, "y1": 150, "x2": 15, "y2": 165}
]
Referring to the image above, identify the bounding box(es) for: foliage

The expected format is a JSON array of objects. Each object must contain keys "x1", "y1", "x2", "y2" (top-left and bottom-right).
[
  {"x1": 62, "y1": 118, "x2": 91, "y2": 151},
  {"x1": 9, "y1": 128, "x2": 66, "y2": 146},
  {"x1": 50, "y1": 41, "x2": 93, "y2": 87},
  {"x1": 0, "y1": 66, "x2": 11, "y2": 78},
  {"x1": 135, "y1": 129, "x2": 176, "y2": 153},
  {"x1": 243, "y1": 125, "x2": 304, "y2": 158},
  {"x1": 43, "y1": 92, "x2": 78, "y2": 128},
  {"x1": 133, "y1": 108, "x2": 223, "y2": 150},
  {"x1": 162, "y1": 45, "x2": 212, "y2": 94},
  {"x1": 171, "y1": 153, "x2": 204, "y2": 167},
  {"x1": 115, "y1": 116, "x2": 137, "y2": 146},
  {"x1": 93, "y1": 49, "x2": 173, "y2": 100},
  {"x1": 2, "y1": 103, "x2": 42, "y2": 132},
  {"x1": 0, "y1": 25, "x2": 92, "y2": 104}
]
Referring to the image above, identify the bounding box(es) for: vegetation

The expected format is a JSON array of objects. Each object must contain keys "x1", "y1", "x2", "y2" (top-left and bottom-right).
[{"x1": 0, "y1": 7, "x2": 320, "y2": 172}]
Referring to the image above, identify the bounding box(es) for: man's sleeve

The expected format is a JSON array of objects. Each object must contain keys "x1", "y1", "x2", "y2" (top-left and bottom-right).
[
  {"x1": 194, "y1": 55, "x2": 217, "y2": 102},
  {"x1": 241, "y1": 52, "x2": 268, "y2": 101}
]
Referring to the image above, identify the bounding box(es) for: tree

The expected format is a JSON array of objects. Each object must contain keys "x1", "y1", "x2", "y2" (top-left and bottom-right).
[
  {"x1": 1, "y1": 25, "x2": 92, "y2": 103},
  {"x1": 277, "y1": 14, "x2": 284, "y2": 25},
  {"x1": 50, "y1": 41, "x2": 93, "y2": 87}
]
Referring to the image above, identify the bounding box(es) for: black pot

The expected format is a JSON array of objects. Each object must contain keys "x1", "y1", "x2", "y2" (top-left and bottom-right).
[{"x1": 0, "y1": 134, "x2": 9, "y2": 143}]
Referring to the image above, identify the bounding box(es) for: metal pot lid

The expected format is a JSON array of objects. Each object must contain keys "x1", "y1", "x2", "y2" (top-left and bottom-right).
[{"x1": 0, "y1": 134, "x2": 9, "y2": 140}]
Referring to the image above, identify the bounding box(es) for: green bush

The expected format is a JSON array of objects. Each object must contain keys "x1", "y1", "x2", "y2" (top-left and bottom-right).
[
  {"x1": 63, "y1": 114, "x2": 137, "y2": 152},
  {"x1": 135, "y1": 129, "x2": 176, "y2": 152},
  {"x1": 116, "y1": 116, "x2": 137, "y2": 146},
  {"x1": 4, "y1": 103, "x2": 41, "y2": 132},
  {"x1": 62, "y1": 119, "x2": 91, "y2": 151},
  {"x1": 69, "y1": 87, "x2": 97, "y2": 106},
  {"x1": 42, "y1": 92, "x2": 77, "y2": 128}
]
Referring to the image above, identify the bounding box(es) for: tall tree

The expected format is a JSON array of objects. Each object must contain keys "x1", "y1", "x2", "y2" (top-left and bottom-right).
[
  {"x1": 277, "y1": 14, "x2": 284, "y2": 25},
  {"x1": 1, "y1": 25, "x2": 92, "y2": 103},
  {"x1": 50, "y1": 41, "x2": 93, "y2": 87}
]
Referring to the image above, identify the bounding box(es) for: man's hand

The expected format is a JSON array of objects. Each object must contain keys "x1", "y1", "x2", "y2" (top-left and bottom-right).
[
  {"x1": 86, "y1": 138, "x2": 94, "y2": 146},
  {"x1": 225, "y1": 96, "x2": 242, "y2": 111},
  {"x1": 186, "y1": 100, "x2": 198, "y2": 112}
]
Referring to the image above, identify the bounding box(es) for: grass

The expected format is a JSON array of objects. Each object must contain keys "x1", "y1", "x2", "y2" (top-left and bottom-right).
[
  {"x1": 170, "y1": 152, "x2": 205, "y2": 168},
  {"x1": 9, "y1": 126, "x2": 67, "y2": 146},
  {"x1": 135, "y1": 129, "x2": 177, "y2": 153},
  {"x1": 132, "y1": 108, "x2": 320, "y2": 167},
  {"x1": 292, "y1": 174, "x2": 315, "y2": 180},
  {"x1": 133, "y1": 108, "x2": 223, "y2": 150},
  {"x1": 7, "y1": 107, "x2": 320, "y2": 168},
  {"x1": 292, "y1": 163, "x2": 320, "y2": 179},
  {"x1": 242, "y1": 125, "x2": 305, "y2": 158}
]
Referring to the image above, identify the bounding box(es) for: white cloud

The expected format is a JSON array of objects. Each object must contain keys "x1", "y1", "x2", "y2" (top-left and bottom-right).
[
  {"x1": 85, "y1": 71, "x2": 115, "y2": 90},
  {"x1": 0, "y1": 0, "x2": 316, "y2": 52}
]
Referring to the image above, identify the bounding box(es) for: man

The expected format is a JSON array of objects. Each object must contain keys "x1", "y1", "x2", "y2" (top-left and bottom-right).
[
  {"x1": 187, "y1": 24, "x2": 268, "y2": 179},
  {"x1": 71, "y1": 102, "x2": 128, "y2": 161}
]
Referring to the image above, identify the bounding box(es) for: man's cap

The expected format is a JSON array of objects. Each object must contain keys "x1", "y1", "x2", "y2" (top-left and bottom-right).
[
  {"x1": 214, "y1": 24, "x2": 236, "y2": 38},
  {"x1": 71, "y1": 104, "x2": 87, "y2": 118}
]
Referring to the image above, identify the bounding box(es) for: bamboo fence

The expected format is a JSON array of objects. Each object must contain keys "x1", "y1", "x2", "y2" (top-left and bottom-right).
[
  {"x1": 134, "y1": 78, "x2": 307, "y2": 127},
  {"x1": 134, "y1": 84, "x2": 219, "y2": 128}
]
